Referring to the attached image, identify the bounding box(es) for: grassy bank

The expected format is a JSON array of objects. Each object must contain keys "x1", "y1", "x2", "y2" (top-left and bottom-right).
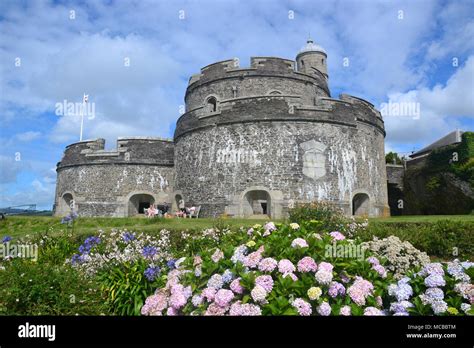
[
  {"x1": 1, "y1": 215, "x2": 473, "y2": 240},
  {"x1": 0, "y1": 216, "x2": 277, "y2": 239}
]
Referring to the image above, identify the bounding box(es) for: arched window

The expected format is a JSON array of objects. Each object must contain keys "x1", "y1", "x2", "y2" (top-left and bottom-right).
[
  {"x1": 268, "y1": 90, "x2": 282, "y2": 95},
  {"x1": 301, "y1": 60, "x2": 305, "y2": 67},
  {"x1": 206, "y1": 96, "x2": 217, "y2": 113}
]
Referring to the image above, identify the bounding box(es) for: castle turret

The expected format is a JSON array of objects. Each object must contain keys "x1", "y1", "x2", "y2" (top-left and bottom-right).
[{"x1": 296, "y1": 38, "x2": 328, "y2": 79}]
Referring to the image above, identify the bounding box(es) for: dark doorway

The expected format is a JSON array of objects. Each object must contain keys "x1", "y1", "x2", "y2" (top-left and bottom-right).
[
  {"x1": 128, "y1": 193, "x2": 155, "y2": 216},
  {"x1": 352, "y1": 193, "x2": 370, "y2": 216},
  {"x1": 138, "y1": 202, "x2": 150, "y2": 214},
  {"x1": 261, "y1": 202, "x2": 267, "y2": 215}
]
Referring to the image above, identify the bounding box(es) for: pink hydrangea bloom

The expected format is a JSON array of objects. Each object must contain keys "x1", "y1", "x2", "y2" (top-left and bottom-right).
[
  {"x1": 376, "y1": 296, "x2": 383, "y2": 307},
  {"x1": 329, "y1": 231, "x2": 345, "y2": 241},
  {"x1": 141, "y1": 291, "x2": 168, "y2": 315},
  {"x1": 169, "y1": 291, "x2": 187, "y2": 310},
  {"x1": 328, "y1": 281, "x2": 346, "y2": 298},
  {"x1": 315, "y1": 270, "x2": 333, "y2": 285},
  {"x1": 278, "y1": 259, "x2": 296, "y2": 274},
  {"x1": 348, "y1": 277, "x2": 374, "y2": 306},
  {"x1": 214, "y1": 289, "x2": 234, "y2": 308},
  {"x1": 340, "y1": 305, "x2": 351, "y2": 316},
  {"x1": 318, "y1": 262, "x2": 334, "y2": 272},
  {"x1": 243, "y1": 246, "x2": 264, "y2": 268},
  {"x1": 317, "y1": 302, "x2": 332, "y2": 316},
  {"x1": 258, "y1": 257, "x2": 278, "y2": 272},
  {"x1": 229, "y1": 301, "x2": 262, "y2": 316},
  {"x1": 297, "y1": 257, "x2": 317, "y2": 273},
  {"x1": 373, "y1": 264, "x2": 387, "y2": 278},
  {"x1": 244, "y1": 251, "x2": 262, "y2": 268},
  {"x1": 366, "y1": 256, "x2": 379, "y2": 266},
  {"x1": 191, "y1": 295, "x2": 203, "y2": 307},
  {"x1": 166, "y1": 307, "x2": 178, "y2": 316},
  {"x1": 211, "y1": 249, "x2": 224, "y2": 263},
  {"x1": 166, "y1": 269, "x2": 182, "y2": 288},
  {"x1": 230, "y1": 278, "x2": 244, "y2": 294},
  {"x1": 264, "y1": 222, "x2": 277, "y2": 232},
  {"x1": 291, "y1": 238, "x2": 309, "y2": 248},
  {"x1": 202, "y1": 287, "x2": 217, "y2": 302},
  {"x1": 247, "y1": 228, "x2": 254, "y2": 235},
  {"x1": 207, "y1": 274, "x2": 224, "y2": 289},
  {"x1": 255, "y1": 275, "x2": 274, "y2": 293},
  {"x1": 292, "y1": 298, "x2": 312, "y2": 316},
  {"x1": 204, "y1": 302, "x2": 228, "y2": 316},
  {"x1": 364, "y1": 307, "x2": 384, "y2": 316},
  {"x1": 251, "y1": 285, "x2": 268, "y2": 302}
]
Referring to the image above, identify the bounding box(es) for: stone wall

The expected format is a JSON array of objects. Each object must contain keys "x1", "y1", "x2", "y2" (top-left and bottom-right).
[
  {"x1": 386, "y1": 164, "x2": 405, "y2": 189},
  {"x1": 175, "y1": 107, "x2": 388, "y2": 218},
  {"x1": 185, "y1": 57, "x2": 330, "y2": 112},
  {"x1": 54, "y1": 137, "x2": 175, "y2": 217},
  {"x1": 174, "y1": 55, "x2": 389, "y2": 218}
]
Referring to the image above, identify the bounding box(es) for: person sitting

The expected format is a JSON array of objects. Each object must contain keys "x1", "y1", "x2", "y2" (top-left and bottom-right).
[
  {"x1": 187, "y1": 206, "x2": 196, "y2": 218},
  {"x1": 147, "y1": 204, "x2": 158, "y2": 218}
]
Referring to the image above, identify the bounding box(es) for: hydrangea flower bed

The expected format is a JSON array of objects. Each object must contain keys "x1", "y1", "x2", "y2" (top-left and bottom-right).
[
  {"x1": 140, "y1": 222, "x2": 474, "y2": 316},
  {"x1": 68, "y1": 229, "x2": 173, "y2": 276}
]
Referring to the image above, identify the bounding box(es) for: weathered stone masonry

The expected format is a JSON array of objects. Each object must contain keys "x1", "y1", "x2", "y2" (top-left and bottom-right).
[{"x1": 54, "y1": 39, "x2": 390, "y2": 218}]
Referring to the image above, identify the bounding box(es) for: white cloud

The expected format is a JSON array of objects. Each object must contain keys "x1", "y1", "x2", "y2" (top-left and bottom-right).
[
  {"x1": 0, "y1": 178, "x2": 55, "y2": 210},
  {"x1": 15, "y1": 131, "x2": 41, "y2": 142},
  {"x1": 0, "y1": 155, "x2": 24, "y2": 184},
  {"x1": 383, "y1": 55, "x2": 474, "y2": 148}
]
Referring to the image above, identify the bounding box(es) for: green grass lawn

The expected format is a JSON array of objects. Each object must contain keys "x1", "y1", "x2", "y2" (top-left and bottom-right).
[
  {"x1": 0, "y1": 215, "x2": 276, "y2": 239},
  {"x1": 1, "y1": 214, "x2": 473, "y2": 239}
]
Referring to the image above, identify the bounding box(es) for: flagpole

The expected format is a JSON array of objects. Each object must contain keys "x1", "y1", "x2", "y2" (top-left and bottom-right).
[{"x1": 79, "y1": 94, "x2": 85, "y2": 141}]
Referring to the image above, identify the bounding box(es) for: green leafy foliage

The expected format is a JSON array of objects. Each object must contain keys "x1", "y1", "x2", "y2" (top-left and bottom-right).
[
  {"x1": 96, "y1": 260, "x2": 165, "y2": 316},
  {"x1": 0, "y1": 258, "x2": 106, "y2": 315},
  {"x1": 288, "y1": 201, "x2": 347, "y2": 232}
]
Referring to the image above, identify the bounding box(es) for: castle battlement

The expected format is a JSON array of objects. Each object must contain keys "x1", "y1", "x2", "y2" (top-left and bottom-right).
[
  {"x1": 57, "y1": 137, "x2": 174, "y2": 170},
  {"x1": 175, "y1": 92, "x2": 385, "y2": 139},
  {"x1": 188, "y1": 56, "x2": 327, "y2": 92}
]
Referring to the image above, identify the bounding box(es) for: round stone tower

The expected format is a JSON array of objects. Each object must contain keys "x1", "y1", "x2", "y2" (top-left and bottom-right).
[
  {"x1": 174, "y1": 38, "x2": 390, "y2": 218},
  {"x1": 296, "y1": 38, "x2": 328, "y2": 78}
]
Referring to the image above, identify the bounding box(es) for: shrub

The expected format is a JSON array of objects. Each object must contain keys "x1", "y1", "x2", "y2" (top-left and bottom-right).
[
  {"x1": 356, "y1": 220, "x2": 474, "y2": 260},
  {"x1": 141, "y1": 222, "x2": 398, "y2": 316},
  {"x1": 289, "y1": 201, "x2": 347, "y2": 232},
  {"x1": 141, "y1": 222, "x2": 473, "y2": 316},
  {"x1": 362, "y1": 236, "x2": 431, "y2": 279},
  {"x1": 389, "y1": 260, "x2": 474, "y2": 316}
]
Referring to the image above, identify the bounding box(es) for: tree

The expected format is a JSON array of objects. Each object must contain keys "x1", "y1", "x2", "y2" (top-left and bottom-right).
[{"x1": 385, "y1": 152, "x2": 403, "y2": 164}]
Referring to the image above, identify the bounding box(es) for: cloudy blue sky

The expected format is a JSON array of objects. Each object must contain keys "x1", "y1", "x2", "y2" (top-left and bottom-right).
[{"x1": 0, "y1": 0, "x2": 473, "y2": 210}]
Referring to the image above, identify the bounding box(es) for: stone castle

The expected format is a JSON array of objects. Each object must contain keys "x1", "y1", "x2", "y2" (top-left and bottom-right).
[{"x1": 53, "y1": 39, "x2": 390, "y2": 219}]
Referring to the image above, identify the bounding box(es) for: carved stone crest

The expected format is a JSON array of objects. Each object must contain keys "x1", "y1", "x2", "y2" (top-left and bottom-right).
[{"x1": 300, "y1": 139, "x2": 327, "y2": 180}]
